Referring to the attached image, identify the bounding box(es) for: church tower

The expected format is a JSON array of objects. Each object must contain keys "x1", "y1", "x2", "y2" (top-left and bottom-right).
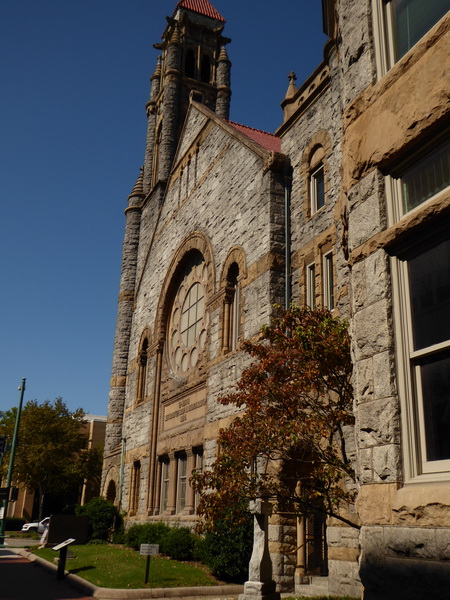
[{"x1": 143, "y1": 0, "x2": 231, "y2": 194}]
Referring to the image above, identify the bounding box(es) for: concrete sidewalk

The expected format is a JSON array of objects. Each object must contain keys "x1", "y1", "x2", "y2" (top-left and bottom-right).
[
  {"x1": 2, "y1": 547, "x2": 243, "y2": 600},
  {"x1": 0, "y1": 548, "x2": 92, "y2": 600}
]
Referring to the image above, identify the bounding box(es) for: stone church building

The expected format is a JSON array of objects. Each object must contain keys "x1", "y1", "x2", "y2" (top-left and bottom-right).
[{"x1": 102, "y1": 1, "x2": 450, "y2": 598}]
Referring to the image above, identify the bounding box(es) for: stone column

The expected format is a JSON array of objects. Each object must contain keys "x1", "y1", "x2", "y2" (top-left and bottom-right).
[
  {"x1": 215, "y1": 45, "x2": 231, "y2": 119},
  {"x1": 147, "y1": 341, "x2": 163, "y2": 515},
  {"x1": 240, "y1": 500, "x2": 281, "y2": 600},
  {"x1": 185, "y1": 449, "x2": 196, "y2": 514},
  {"x1": 167, "y1": 453, "x2": 178, "y2": 515},
  {"x1": 296, "y1": 516, "x2": 307, "y2": 585}
]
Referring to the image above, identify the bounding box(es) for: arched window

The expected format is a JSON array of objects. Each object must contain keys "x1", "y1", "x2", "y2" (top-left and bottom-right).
[
  {"x1": 309, "y1": 146, "x2": 326, "y2": 214},
  {"x1": 200, "y1": 54, "x2": 211, "y2": 83},
  {"x1": 300, "y1": 132, "x2": 331, "y2": 219},
  {"x1": 223, "y1": 263, "x2": 240, "y2": 352},
  {"x1": 167, "y1": 252, "x2": 208, "y2": 377},
  {"x1": 136, "y1": 337, "x2": 149, "y2": 403},
  {"x1": 106, "y1": 480, "x2": 116, "y2": 504},
  {"x1": 185, "y1": 48, "x2": 196, "y2": 78}
]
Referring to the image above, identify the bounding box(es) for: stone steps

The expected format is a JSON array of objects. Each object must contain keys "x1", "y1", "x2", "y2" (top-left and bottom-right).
[{"x1": 294, "y1": 576, "x2": 331, "y2": 597}]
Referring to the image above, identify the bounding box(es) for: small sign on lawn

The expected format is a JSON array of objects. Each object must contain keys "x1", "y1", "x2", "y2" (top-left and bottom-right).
[
  {"x1": 140, "y1": 543, "x2": 159, "y2": 556},
  {"x1": 140, "y1": 544, "x2": 159, "y2": 584}
]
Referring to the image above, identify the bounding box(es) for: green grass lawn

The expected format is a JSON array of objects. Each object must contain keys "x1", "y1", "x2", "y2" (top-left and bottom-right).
[{"x1": 32, "y1": 544, "x2": 221, "y2": 589}]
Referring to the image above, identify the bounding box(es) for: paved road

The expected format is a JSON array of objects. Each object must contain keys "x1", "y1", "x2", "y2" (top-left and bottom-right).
[{"x1": 0, "y1": 548, "x2": 92, "y2": 600}]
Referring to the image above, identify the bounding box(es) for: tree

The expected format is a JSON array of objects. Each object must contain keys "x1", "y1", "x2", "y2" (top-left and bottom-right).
[
  {"x1": 0, "y1": 398, "x2": 102, "y2": 519},
  {"x1": 192, "y1": 306, "x2": 358, "y2": 530}
]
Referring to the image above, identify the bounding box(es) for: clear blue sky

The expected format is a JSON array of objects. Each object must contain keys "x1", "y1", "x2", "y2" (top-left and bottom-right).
[{"x1": 0, "y1": 1, "x2": 327, "y2": 416}]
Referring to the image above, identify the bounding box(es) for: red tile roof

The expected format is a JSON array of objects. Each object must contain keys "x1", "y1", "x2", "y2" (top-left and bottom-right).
[
  {"x1": 227, "y1": 121, "x2": 281, "y2": 153},
  {"x1": 177, "y1": 0, "x2": 225, "y2": 22}
]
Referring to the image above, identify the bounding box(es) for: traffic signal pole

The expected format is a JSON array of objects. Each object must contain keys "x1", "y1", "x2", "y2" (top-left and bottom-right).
[{"x1": 0, "y1": 378, "x2": 26, "y2": 547}]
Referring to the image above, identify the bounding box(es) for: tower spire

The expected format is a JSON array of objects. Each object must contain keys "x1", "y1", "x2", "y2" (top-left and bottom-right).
[{"x1": 141, "y1": 0, "x2": 231, "y2": 192}]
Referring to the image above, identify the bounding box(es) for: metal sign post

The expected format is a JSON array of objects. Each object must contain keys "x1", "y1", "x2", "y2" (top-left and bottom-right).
[
  {"x1": 52, "y1": 538, "x2": 76, "y2": 579},
  {"x1": 140, "y1": 543, "x2": 159, "y2": 584},
  {"x1": 0, "y1": 379, "x2": 26, "y2": 548}
]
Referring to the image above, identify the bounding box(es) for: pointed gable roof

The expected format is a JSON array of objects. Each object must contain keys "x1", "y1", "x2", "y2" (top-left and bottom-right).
[
  {"x1": 176, "y1": 0, "x2": 225, "y2": 22},
  {"x1": 227, "y1": 121, "x2": 281, "y2": 153}
]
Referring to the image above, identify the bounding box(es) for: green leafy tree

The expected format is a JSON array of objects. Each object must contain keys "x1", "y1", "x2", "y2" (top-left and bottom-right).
[
  {"x1": 0, "y1": 398, "x2": 102, "y2": 519},
  {"x1": 75, "y1": 496, "x2": 122, "y2": 541},
  {"x1": 192, "y1": 306, "x2": 358, "y2": 529}
]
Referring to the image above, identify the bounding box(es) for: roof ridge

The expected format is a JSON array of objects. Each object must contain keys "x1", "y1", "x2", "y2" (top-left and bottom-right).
[
  {"x1": 176, "y1": 0, "x2": 225, "y2": 22},
  {"x1": 226, "y1": 120, "x2": 279, "y2": 138}
]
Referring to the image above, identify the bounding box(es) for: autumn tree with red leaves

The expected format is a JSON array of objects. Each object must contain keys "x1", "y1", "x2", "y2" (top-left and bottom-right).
[{"x1": 192, "y1": 306, "x2": 358, "y2": 530}]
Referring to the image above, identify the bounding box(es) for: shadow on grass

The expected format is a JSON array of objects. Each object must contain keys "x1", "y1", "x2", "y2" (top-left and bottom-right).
[{"x1": 69, "y1": 565, "x2": 96, "y2": 575}]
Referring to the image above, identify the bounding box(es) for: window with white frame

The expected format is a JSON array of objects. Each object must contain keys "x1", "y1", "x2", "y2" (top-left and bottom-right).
[
  {"x1": 176, "y1": 453, "x2": 187, "y2": 513},
  {"x1": 310, "y1": 164, "x2": 325, "y2": 214},
  {"x1": 392, "y1": 233, "x2": 450, "y2": 478},
  {"x1": 160, "y1": 456, "x2": 170, "y2": 512},
  {"x1": 323, "y1": 252, "x2": 335, "y2": 310},
  {"x1": 373, "y1": 0, "x2": 449, "y2": 75},
  {"x1": 306, "y1": 262, "x2": 316, "y2": 309},
  {"x1": 388, "y1": 137, "x2": 450, "y2": 222}
]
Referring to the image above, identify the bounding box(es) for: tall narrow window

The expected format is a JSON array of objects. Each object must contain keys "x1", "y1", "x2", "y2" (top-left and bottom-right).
[
  {"x1": 130, "y1": 460, "x2": 141, "y2": 513},
  {"x1": 306, "y1": 262, "x2": 316, "y2": 309},
  {"x1": 185, "y1": 48, "x2": 196, "y2": 78},
  {"x1": 393, "y1": 235, "x2": 450, "y2": 478},
  {"x1": 323, "y1": 252, "x2": 335, "y2": 310},
  {"x1": 223, "y1": 263, "x2": 240, "y2": 352},
  {"x1": 136, "y1": 338, "x2": 148, "y2": 403},
  {"x1": 160, "y1": 457, "x2": 170, "y2": 513},
  {"x1": 201, "y1": 55, "x2": 211, "y2": 83},
  {"x1": 177, "y1": 453, "x2": 187, "y2": 513},
  {"x1": 310, "y1": 164, "x2": 325, "y2": 213}
]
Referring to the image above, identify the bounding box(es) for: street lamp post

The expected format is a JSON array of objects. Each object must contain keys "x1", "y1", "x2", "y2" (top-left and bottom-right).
[{"x1": 0, "y1": 378, "x2": 26, "y2": 547}]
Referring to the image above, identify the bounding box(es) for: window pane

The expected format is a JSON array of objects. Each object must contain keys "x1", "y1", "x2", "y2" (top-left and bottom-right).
[
  {"x1": 391, "y1": 0, "x2": 449, "y2": 61},
  {"x1": 311, "y1": 165, "x2": 325, "y2": 212},
  {"x1": 323, "y1": 253, "x2": 334, "y2": 310},
  {"x1": 408, "y1": 239, "x2": 450, "y2": 350},
  {"x1": 400, "y1": 139, "x2": 450, "y2": 213},
  {"x1": 419, "y1": 350, "x2": 450, "y2": 462},
  {"x1": 316, "y1": 171, "x2": 325, "y2": 209},
  {"x1": 307, "y1": 264, "x2": 316, "y2": 309}
]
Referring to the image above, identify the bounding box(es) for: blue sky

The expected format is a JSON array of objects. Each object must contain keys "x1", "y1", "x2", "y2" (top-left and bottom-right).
[{"x1": 0, "y1": 1, "x2": 327, "y2": 416}]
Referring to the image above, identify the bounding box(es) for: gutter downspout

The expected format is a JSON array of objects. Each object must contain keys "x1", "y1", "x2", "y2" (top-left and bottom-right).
[{"x1": 118, "y1": 437, "x2": 126, "y2": 512}]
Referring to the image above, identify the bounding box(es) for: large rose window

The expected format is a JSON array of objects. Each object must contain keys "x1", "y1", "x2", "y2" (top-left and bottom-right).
[{"x1": 167, "y1": 255, "x2": 208, "y2": 376}]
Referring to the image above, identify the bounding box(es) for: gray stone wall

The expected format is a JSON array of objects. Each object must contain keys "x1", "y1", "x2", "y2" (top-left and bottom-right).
[{"x1": 116, "y1": 106, "x2": 286, "y2": 521}]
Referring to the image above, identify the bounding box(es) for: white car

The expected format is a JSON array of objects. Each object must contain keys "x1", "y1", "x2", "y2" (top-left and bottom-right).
[{"x1": 21, "y1": 517, "x2": 50, "y2": 533}]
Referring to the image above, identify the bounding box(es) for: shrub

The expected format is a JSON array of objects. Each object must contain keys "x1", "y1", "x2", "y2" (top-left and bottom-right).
[
  {"x1": 75, "y1": 496, "x2": 121, "y2": 541},
  {"x1": 160, "y1": 527, "x2": 196, "y2": 561},
  {"x1": 199, "y1": 508, "x2": 253, "y2": 582},
  {"x1": 124, "y1": 522, "x2": 170, "y2": 550},
  {"x1": 5, "y1": 517, "x2": 25, "y2": 531}
]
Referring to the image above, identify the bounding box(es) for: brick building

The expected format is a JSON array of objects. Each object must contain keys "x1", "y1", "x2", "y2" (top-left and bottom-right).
[{"x1": 102, "y1": 1, "x2": 450, "y2": 598}]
